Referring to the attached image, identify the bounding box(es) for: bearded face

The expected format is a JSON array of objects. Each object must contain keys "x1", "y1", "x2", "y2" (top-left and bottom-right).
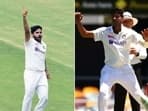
[{"x1": 32, "y1": 28, "x2": 42, "y2": 42}]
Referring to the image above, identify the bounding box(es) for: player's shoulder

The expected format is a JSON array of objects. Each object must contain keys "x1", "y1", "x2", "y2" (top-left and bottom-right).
[
  {"x1": 122, "y1": 25, "x2": 131, "y2": 32},
  {"x1": 122, "y1": 26, "x2": 143, "y2": 42},
  {"x1": 42, "y1": 41, "x2": 46, "y2": 45},
  {"x1": 42, "y1": 41, "x2": 47, "y2": 47},
  {"x1": 129, "y1": 28, "x2": 142, "y2": 38},
  {"x1": 93, "y1": 26, "x2": 108, "y2": 33},
  {"x1": 122, "y1": 26, "x2": 139, "y2": 36},
  {"x1": 106, "y1": 26, "x2": 113, "y2": 32},
  {"x1": 25, "y1": 37, "x2": 36, "y2": 46},
  {"x1": 123, "y1": 26, "x2": 136, "y2": 33}
]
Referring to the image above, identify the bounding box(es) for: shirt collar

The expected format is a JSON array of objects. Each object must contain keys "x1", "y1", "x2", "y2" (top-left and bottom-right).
[{"x1": 110, "y1": 25, "x2": 125, "y2": 35}]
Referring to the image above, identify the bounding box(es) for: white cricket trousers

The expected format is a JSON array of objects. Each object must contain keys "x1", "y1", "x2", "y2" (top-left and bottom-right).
[
  {"x1": 98, "y1": 64, "x2": 148, "y2": 111},
  {"x1": 21, "y1": 70, "x2": 48, "y2": 111}
]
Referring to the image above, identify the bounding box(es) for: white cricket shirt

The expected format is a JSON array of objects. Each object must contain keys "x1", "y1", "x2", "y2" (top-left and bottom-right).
[
  {"x1": 25, "y1": 37, "x2": 47, "y2": 71},
  {"x1": 93, "y1": 25, "x2": 142, "y2": 67}
]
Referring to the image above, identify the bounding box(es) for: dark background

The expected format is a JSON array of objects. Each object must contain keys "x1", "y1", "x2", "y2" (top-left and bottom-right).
[{"x1": 75, "y1": 18, "x2": 148, "y2": 88}]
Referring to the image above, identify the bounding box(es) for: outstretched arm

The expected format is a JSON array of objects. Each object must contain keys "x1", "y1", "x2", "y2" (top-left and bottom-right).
[
  {"x1": 22, "y1": 9, "x2": 30, "y2": 42},
  {"x1": 75, "y1": 12, "x2": 94, "y2": 38}
]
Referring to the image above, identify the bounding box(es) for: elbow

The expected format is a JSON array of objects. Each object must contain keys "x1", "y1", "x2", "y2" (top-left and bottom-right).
[
  {"x1": 80, "y1": 31, "x2": 93, "y2": 39},
  {"x1": 80, "y1": 32, "x2": 88, "y2": 38}
]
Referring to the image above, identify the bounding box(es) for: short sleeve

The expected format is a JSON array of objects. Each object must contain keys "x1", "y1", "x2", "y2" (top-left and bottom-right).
[
  {"x1": 24, "y1": 37, "x2": 34, "y2": 46},
  {"x1": 92, "y1": 27, "x2": 106, "y2": 42}
]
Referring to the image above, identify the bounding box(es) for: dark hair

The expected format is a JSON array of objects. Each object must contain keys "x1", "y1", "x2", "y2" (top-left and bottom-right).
[
  {"x1": 111, "y1": 8, "x2": 124, "y2": 17},
  {"x1": 31, "y1": 25, "x2": 42, "y2": 34}
]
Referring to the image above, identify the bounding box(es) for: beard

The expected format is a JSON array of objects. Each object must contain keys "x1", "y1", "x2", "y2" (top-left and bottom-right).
[{"x1": 33, "y1": 36, "x2": 42, "y2": 43}]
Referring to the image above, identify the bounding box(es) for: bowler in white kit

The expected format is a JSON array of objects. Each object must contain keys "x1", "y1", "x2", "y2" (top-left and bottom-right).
[
  {"x1": 75, "y1": 8, "x2": 148, "y2": 111},
  {"x1": 21, "y1": 9, "x2": 50, "y2": 111}
]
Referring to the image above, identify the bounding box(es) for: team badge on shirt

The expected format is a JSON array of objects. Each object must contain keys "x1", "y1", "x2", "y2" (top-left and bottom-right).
[
  {"x1": 108, "y1": 34, "x2": 126, "y2": 46},
  {"x1": 35, "y1": 47, "x2": 45, "y2": 54},
  {"x1": 121, "y1": 34, "x2": 126, "y2": 39}
]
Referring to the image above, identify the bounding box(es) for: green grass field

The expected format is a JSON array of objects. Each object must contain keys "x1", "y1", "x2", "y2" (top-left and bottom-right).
[{"x1": 0, "y1": 0, "x2": 74, "y2": 111}]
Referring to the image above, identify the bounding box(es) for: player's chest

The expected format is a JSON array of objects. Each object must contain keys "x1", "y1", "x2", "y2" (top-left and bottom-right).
[
  {"x1": 32, "y1": 43, "x2": 46, "y2": 54},
  {"x1": 104, "y1": 33, "x2": 127, "y2": 47},
  {"x1": 104, "y1": 31, "x2": 136, "y2": 49}
]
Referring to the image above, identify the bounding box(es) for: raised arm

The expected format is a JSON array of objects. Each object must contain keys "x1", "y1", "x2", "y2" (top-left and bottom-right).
[
  {"x1": 22, "y1": 9, "x2": 30, "y2": 42},
  {"x1": 75, "y1": 12, "x2": 94, "y2": 38}
]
